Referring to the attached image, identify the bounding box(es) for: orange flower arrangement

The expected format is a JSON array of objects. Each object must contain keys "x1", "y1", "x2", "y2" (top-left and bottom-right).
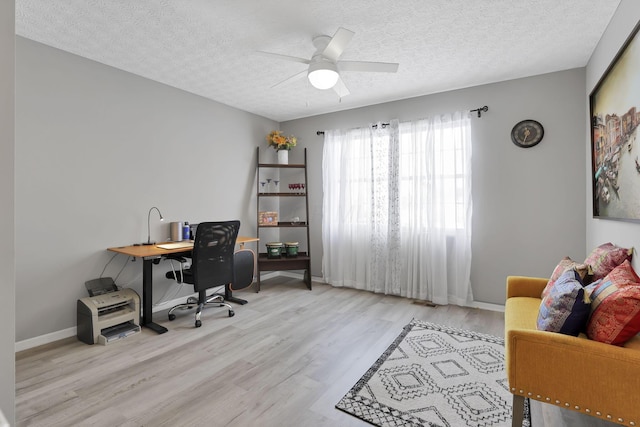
[{"x1": 266, "y1": 130, "x2": 297, "y2": 151}]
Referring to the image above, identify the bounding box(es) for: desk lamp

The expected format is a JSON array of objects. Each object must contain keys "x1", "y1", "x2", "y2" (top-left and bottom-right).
[{"x1": 144, "y1": 206, "x2": 164, "y2": 245}]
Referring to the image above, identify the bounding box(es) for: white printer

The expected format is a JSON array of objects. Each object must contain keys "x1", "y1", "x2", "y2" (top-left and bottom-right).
[{"x1": 77, "y1": 287, "x2": 140, "y2": 345}]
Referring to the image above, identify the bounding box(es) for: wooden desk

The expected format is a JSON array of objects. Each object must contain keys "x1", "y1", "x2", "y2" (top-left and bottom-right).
[{"x1": 108, "y1": 236, "x2": 258, "y2": 334}]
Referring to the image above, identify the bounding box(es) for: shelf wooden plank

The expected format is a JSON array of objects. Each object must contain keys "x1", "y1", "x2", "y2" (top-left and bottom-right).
[
  {"x1": 258, "y1": 193, "x2": 307, "y2": 197},
  {"x1": 258, "y1": 163, "x2": 305, "y2": 168},
  {"x1": 258, "y1": 222, "x2": 307, "y2": 228},
  {"x1": 258, "y1": 252, "x2": 311, "y2": 272},
  {"x1": 258, "y1": 252, "x2": 309, "y2": 259}
]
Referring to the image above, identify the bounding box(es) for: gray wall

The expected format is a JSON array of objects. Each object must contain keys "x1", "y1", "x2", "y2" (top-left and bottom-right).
[
  {"x1": 0, "y1": 2, "x2": 15, "y2": 424},
  {"x1": 586, "y1": 0, "x2": 640, "y2": 266},
  {"x1": 15, "y1": 37, "x2": 277, "y2": 342},
  {"x1": 282, "y1": 68, "x2": 587, "y2": 305}
]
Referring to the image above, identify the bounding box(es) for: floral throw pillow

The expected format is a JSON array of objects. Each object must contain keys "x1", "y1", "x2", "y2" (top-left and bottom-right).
[
  {"x1": 584, "y1": 242, "x2": 633, "y2": 283},
  {"x1": 541, "y1": 257, "x2": 592, "y2": 300},
  {"x1": 586, "y1": 260, "x2": 640, "y2": 346},
  {"x1": 537, "y1": 269, "x2": 591, "y2": 336}
]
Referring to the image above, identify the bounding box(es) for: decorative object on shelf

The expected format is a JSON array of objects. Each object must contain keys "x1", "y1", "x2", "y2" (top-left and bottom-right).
[
  {"x1": 288, "y1": 183, "x2": 305, "y2": 193},
  {"x1": 258, "y1": 211, "x2": 278, "y2": 226},
  {"x1": 266, "y1": 130, "x2": 297, "y2": 165},
  {"x1": 277, "y1": 149, "x2": 288, "y2": 164},
  {"x1": 285, "y1": 242, "x2": 299, "y2": 257},
  {"x1": 266, "y1": 242, "x2": 284, "y2": 259},
  {"x1": 511, "y1": 119, "x2": 544, "y2": 148}
]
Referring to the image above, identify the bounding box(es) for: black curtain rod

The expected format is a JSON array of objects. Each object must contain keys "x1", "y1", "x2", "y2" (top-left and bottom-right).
[
  {"x1": 470, "y1": 106, "x2": 488, "y2": 118},
  {"x1": 316, "y1": 122, "x2": 390, "y2": 136},
  {"x1": 316, "y1": 106, "x2": 489, "y2": 135}
]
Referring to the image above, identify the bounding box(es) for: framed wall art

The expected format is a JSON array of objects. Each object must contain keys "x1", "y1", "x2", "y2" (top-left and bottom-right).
[
  {"x1": 590, "y1": 21, "x2": 640, "y2": 223},
  {"x1": 258, "y1": 211, "x2": 278, "y2": 226}
]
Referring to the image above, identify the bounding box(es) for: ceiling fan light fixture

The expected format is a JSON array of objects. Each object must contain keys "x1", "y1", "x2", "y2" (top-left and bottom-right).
[{"x1": 308, "y1": 62, "x2": 339, "y2": 90}]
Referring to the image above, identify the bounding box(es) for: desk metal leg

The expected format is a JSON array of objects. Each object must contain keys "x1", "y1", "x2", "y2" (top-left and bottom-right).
[{"x1": 142, "y1": 258, "x2": 168, "y2": 334}]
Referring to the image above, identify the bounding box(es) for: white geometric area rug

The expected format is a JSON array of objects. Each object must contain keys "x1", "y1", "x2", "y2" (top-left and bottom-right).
[{"x1": 336, "y1": 320, "x2": 531, "y2": 427}]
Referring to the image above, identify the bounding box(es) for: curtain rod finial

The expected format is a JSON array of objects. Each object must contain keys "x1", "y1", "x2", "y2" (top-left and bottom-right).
[{"x1": 470, "y1": 105, "x2": 488, "y2": 118}]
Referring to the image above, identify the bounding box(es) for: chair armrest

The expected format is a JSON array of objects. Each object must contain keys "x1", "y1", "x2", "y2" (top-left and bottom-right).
[
  {"x1": 506, "y1": 328, "x2": 640, "y2": 424},
  {"x1": 506, "y1": 276, "x2": 548, "y2": 299}
]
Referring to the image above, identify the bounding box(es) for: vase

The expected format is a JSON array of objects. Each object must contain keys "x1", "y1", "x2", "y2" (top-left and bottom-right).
[{"x1": 277, "y1": 149, "x2": 289, "y2": 165}]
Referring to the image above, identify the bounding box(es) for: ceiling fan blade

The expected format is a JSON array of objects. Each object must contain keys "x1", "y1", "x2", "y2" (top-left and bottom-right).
[
  {"x1": 322, "y1": 27, "x2": 355, "y2": 62},
  {"x1": 256, "y1": 51, "x2": 310, "y2": 65},
  {"x1": 271, "y1": 69, "x2": 307, "y2": 89},
  {"x1": 338, "y1": 61, "x2": 399, "y2": 73},
  {"x1": 333, "y1": 76, "x2": 350, "y2": 98}
]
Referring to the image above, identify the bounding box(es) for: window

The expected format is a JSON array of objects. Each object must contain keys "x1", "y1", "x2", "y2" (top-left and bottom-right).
[
  {"x1": 398, "y1": 122, "x2": 468, "y2": 230},
  {"x1": 322, "y1": 113, "x2": 473, "y2": 302}
]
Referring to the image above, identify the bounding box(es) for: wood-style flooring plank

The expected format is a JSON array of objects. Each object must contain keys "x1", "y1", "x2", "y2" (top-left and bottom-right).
[{"x1": 16, "y1": 277, "x2": 616, "y2": 427}]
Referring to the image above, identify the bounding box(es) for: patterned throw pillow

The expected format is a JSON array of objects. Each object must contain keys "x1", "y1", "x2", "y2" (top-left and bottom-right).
[
  {"x1": 586, "y1": 260, "x2": 640, "y2": 345},
  {"x1": 583, "y1": 242, "x2": 633, "y2": 283},
  {"x1": 537, "y1": 269, "x2": 591, "y2": 336},
  {"x1": 541, "y1": 257, "x2": 592, "y2": 299}
]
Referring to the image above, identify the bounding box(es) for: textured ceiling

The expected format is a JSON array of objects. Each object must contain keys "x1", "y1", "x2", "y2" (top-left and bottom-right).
[{"x1": 16, "y1": 0, "x2": 621, "y2": 122}]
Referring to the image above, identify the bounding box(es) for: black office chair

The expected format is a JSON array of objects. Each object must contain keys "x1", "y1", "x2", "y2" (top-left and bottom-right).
[
  {"x1": 165, "y1": 220, "x2": 240, "y2": 328},
  {"x1": 172, "y1": 247, "x2": 257, "y2": 305},
  {"x1": 226, "y1": 248, "x2": 256, "y2": 303}
]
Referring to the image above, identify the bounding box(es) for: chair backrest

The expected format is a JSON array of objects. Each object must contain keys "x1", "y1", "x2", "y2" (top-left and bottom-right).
[
  {"x1": 230, "y1": 248, "x2": 256, "y2": 291},
  {"x1": 191, "y1": 221, "x2": 240, "y2": 292}
]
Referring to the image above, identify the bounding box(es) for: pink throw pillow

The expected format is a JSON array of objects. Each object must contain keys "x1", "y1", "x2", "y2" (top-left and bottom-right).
[{"x1": 584, "y1": 242, "x2": 633, "y2": 283}]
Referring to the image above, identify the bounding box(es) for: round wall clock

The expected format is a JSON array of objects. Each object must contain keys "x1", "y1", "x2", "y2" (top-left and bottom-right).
[{"x1": 511, "y1": 120, "x2": 544, "y2": 148}]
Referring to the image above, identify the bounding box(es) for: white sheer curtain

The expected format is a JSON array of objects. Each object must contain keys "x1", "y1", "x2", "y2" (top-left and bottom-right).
[{"x1": 322, "y1": 112, "x2": 473, "y2": 305}]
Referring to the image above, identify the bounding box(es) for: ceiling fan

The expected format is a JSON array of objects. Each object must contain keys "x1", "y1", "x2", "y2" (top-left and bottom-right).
[{"x1": 258, "y1": 27, "x2": 399, "y2": 97}]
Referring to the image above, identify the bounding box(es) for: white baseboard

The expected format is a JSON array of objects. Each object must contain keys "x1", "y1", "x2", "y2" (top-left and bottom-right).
[
  {"x1": 15, "y1": 272, "x2": 503, "y2": 351},
  {"x1": 470, "y1": 300, "x2": 505, "y2": 312},
  {"x1": 15, "y1": 327, "x2": 78, "y2": 352}
]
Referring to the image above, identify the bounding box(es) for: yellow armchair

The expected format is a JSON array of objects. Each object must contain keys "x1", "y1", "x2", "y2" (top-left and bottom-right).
[{"x1": 504, "y1": 275, "x2": 640, "y2": 426}]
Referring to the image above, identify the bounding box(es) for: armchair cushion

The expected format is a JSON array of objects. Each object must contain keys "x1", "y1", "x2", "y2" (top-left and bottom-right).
[
  {"x1": 537, "y1": 269, "x2": 590, "y2": 336},
  {"x1": 587, "y1": 260, "x2": 640, "y2": 345}
]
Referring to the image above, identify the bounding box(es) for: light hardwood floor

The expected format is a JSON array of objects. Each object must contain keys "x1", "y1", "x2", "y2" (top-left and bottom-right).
[{"x1": 16, "y1": 277, "x2": 617, "y2": 427}]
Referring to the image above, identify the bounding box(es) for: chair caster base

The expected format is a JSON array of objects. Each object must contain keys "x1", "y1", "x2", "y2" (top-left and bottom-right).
[
  {"x1": 195, "y1": 320, "x2": 202, "y2": 328},
  {"x1": 168, "y1": 313, "x2": 176, "y2": 321},
  {"x1": 229, "y1": 310, "x2": 235, "y2": 317}
]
